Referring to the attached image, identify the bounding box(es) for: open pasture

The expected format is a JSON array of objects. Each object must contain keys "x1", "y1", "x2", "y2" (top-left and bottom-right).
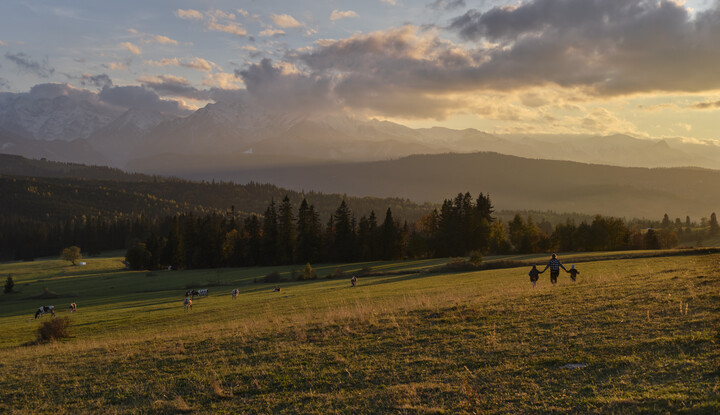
[{"x1": 0, "y1": 252, "x2": 718, "y2": 413}]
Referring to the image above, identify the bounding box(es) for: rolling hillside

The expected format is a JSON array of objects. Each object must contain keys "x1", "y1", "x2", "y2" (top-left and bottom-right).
[{"x1": 188, "y1": 152, "x2": 720, "y2": 220}]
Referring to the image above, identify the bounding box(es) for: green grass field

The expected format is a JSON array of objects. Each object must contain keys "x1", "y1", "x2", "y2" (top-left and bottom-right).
[{"x1": 0, "y1": 252, "x2": 718, "y2": 413}]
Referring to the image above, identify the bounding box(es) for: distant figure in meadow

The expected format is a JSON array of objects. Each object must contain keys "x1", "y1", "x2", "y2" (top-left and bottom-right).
[
  {"x1": 541, "y1": 253, "x2": 568, "y2": 285},
  {"x1": 568, "y1": 265, "x2": 580, "y2": 282},
  {"x1": 528, "y1": 265, "x2": 542, "y2": 288},
  {"x1": 273, "y1": 286, "x2": 281, "y2": 292},
  {"x1": 350, "y1": 276, "x2": 357, "y2": 287}
]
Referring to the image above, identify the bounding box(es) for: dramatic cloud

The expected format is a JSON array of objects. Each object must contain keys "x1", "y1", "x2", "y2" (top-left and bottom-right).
[
  {"x1": 120, "y1": 42, "x2": 141, "y2": 55},
  {"x1": 175, "y1": 9, "x2": 203, "y2": 20},
  {"x1": 139, "y1": 74, "x2": 242, "y2": 101},
  {"x1": 272, "y1": 14, "x2": 302, "y2": 28},
  {"x1": 80, "y1": 73, "x2": 113, "y2": 88},
  {"x1": 236, "y1": 58, "x2": 335, "y2": 113},
  {"x1": 98, "y1": 85, "x2": 192, "y2": 115},
  {"x1": 5, "y1": 52, "x2": 55, "y2": 78},
  {"x1": 330, "y1": 10, "x2": 359, "y2": 21},
  {"x1": 145, "y1": 57, "x2": 218, "y2": 72},
  {"x1": 26, "y1": 83, "x2": 101, "y2": 102},
  {"x1": 447, "y1": 0, "x2": 720, "y2": 95},
  {"x1": 139, "y1": 75, "x2": 202, "y2": 98},
  {"x1": 297, "y1": 26, "x2": 476, "y2": 118}
]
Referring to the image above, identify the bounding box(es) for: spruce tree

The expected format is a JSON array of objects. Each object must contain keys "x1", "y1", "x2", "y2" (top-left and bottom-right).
[
  {"x1": 333, "y1": 200, "x2": 356, "y2": 262},
  {"x1": 261, "y1": 200, "x2": 280, "y2": 265},
  {"x1": 380, "y1": 208, "x2": 401, "y2": 260},
  {"x1": 244, "y1": 215, "x2": 262, "y2": 266},
  {"x1": 296, "y1": 199, "x2": 322, "y2": 263},
  {"x1": 710, "y1": 212, "x2": 720, "y2": 236},
  {"x1": 278, "y1": 196, "x2": 296, "y2": 264}
]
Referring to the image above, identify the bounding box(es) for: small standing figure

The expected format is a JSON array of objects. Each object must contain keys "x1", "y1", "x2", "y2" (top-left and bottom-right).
[
  {"x1": 528, "y1": 265, "x2": 542, "y2": 288},
  {"x1": 568, "y1": 264, "x2": 580, "y2": 282},
  {"x1": 350, "y1": 276, "x2": 357, "y2": 287},
  {"x1": 273, "y1": 286, "x2": 281, "y2": 292},
  {"x1": 541, "y1": 253, "x2": 568, "y2": 285}
]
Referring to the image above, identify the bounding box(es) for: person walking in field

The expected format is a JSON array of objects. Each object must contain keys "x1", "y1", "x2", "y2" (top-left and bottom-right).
[
  {"x1": 528, "y1": 265, "x2": 542, "y2": 288},
  {"x1": 568, "y1": 264, "x2": 580, "y2": 282},
  {"x1": 541, "y1": 253, "x2": 568, "y2": 285},
  {"x1": 350, "y1": 275, "x2": 357, "y2": 287}
]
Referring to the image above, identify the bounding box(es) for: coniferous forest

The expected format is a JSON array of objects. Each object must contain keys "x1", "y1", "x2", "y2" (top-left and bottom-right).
[
  {"x1": 2, "y1": 156, "x2": 717, "y2": 264},
  {"x1": 121, "y1": 193, "x2": 712, "y2": 270}
]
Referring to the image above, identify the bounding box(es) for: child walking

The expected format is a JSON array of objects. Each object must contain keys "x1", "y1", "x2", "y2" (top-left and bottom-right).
[
  {"x1": 569, "y1": 264, "x2": 580, "y2": 282},
  {"x1": 528, "y1": 264, "x2": 542, "y2": 288}
]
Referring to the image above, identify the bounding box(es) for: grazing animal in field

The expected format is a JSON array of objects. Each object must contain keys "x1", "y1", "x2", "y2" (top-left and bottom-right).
[
  {"x1": 185, "y1": 289, "x2": 209, "y2": 299},
  {"x1": 68, "y1": 303, "x2": 77, "y2": 313},
  {"x1": 273, "y1": 286, "x2": 281, "y2": 292},
  {"x1": 184, "y1": 298, "x2": 192, "y2": 311},
  {"x1": 232, "y1": 289, "x2": 239, "y2": 299},
  {"x1": 350, "y1": 276, "x2": 358, "y2": 287},
  {"x1": 35, "y1": 305, "x2": 55, "y2": 319}
]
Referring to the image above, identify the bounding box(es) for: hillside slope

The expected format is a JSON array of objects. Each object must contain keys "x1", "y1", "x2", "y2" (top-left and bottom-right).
[{"x1": 201, "y1": 152, "x2": 720, "y2": 219}]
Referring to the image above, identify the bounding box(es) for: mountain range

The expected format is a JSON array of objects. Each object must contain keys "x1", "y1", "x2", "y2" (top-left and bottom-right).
[{"x1": 2, "y1": 84, "x2": 720, "y2": 176}]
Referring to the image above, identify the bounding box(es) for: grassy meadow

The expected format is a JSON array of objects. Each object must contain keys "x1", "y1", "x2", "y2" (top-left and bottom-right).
[{"x1": 0, "y1": 251, "x2": 718, "y2": 413}]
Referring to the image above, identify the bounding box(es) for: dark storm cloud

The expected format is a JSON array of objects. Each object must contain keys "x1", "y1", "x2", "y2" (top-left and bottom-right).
[
  {"x1": 28, "y1": 83, "x2": 99, "y2": 100},
  {"x1": 5, "y1": 52, "x2": 55, "y2": 78},
  {"x1": 98, "y1": 85, "x2": 192, "y2": 115},
  {"x1": 295, "y1": 25, "x2": 478, "y2": 118},
  {"x1": 447, "y1": 0, "x2": 720, "y2": 95},
  {"x1": 141, "y1": 76, "x2": 202, "y2": 99},
  {"x1": 140, "y1": 75, "x2": 247, "y2": 103},
  {"x1": 236, "y1": 58, "x2": 335, "y2": 112}
]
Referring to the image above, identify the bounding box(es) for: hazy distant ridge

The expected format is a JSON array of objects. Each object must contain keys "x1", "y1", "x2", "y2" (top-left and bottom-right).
[{"x1": 198, "y1": 152, "x2": 720, "y2": 220}]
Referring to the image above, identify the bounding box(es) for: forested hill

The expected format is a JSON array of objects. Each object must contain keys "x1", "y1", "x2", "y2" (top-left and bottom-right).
[
  {"x1": 210, "y1": 152, "x2": 720, "y2": 220},
  {"x1": 0, "y1": 153, "x2": 151, "y2": 181},
  {"x1": 0, "y1": 174, "x2": 435, "y2": 225}
]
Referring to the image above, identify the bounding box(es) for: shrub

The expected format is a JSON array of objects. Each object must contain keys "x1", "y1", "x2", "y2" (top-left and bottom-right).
[
  {"x1": 38, "y1": 317, "x2": 71, "y2": 342},
  {"x1": 469, "y1": 251, "x2": 483, "y2": 266},
  {"x1": 298, "y1": 263, "x2": 317, "y2": 281}
]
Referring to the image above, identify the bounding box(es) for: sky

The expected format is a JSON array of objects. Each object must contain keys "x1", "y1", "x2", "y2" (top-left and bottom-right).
[{"x1": 1, "y1": 0, "x2": 720, "y2": 141}]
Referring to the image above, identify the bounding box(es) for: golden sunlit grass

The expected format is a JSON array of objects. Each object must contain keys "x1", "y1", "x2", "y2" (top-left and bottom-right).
[{"x1": 0, "y1": 252, "x2": 718, "y2": 413}]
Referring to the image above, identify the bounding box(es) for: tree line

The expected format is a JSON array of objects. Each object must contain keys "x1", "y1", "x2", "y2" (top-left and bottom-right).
[
  {"x1": 124, "y1": 192, "x2": 720, "y2": 270},
  {"x1": 3, "y1": 187, "x2": 717, "y2": 265}
]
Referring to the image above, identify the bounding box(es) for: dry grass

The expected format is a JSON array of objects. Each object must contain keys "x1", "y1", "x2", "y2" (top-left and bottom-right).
[{"x1": 0, "y1": 254, "x2": 718, "y2": 413}]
